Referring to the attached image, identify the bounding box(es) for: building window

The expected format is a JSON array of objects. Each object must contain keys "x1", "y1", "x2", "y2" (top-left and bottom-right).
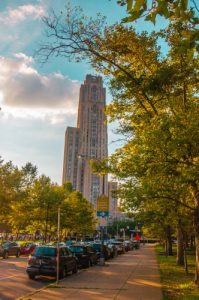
[{"x1": 91, "y1": 86, "x2": 98, "y2": 101}]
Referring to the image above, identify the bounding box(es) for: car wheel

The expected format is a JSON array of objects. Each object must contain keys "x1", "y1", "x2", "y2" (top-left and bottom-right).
[
  {"x1": 28, "y1": 274, "x2": 35, "y2": 280},
  {"x1": 3, "y1": 252, "x2": 8, "y2": 259},
  {"x1": 16, "y1": 251, "x2": 20, "y2": 258},
  {"x1": 72, "y1": 263, "x2": 78, "y2": 274}
]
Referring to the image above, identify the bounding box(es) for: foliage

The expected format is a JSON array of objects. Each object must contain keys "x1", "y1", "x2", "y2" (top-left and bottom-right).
[
  {"x1": 61, "y1": 189, "x2": 96, "y2": 236},
  {"x1": 107, "y1": 218, "x2": 137, "y2": 237},
  {"x1": 156, "y1": 244, "x2": 198, "y2": 299},
  {"x1": 117, "y1": 0, "x2": 199, "y2": 52},
  {"x1": 0, "y1": 157, "x2": 96, "y2": 238}
]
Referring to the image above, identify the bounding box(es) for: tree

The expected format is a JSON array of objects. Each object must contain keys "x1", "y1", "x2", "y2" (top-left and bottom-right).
[
  {"x1": 0, "y1": 159, "x2": 39, "y2": 234},
  {"x1": 61, "y1": 190, "x2": 96, "y2": 237},
  {"x1": 26, "y1": 175, "x2": 63, "y2": 241},
  {"x1": 36, "y1": 3, "x2": 199, "y2": 284}
]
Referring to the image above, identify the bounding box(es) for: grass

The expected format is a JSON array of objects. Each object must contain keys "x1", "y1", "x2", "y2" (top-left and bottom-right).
[{"x1": 155, "y1": 244, "x2": 199, "y2": 300}]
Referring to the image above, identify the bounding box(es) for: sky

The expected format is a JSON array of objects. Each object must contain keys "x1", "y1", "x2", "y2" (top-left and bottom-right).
[{"x1": 0, "y1": 0, "x2": 161, "y2": 184}]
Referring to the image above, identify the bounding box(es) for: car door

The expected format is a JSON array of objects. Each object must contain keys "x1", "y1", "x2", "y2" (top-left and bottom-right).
[
  {"x1": 65, "y1": 248, "x2": 75, "y2": 270},
  {"x1": 8, "y1": 242, "x2": 14, "y2": 256},
  {"x1": 60, "y1": 247, "x2": 70, "y2": 272}
]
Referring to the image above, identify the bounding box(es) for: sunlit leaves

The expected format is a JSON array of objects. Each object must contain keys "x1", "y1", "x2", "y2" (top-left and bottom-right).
[
  {"x1": 118, "y1": 0, "x2": 198, "y2": 52},
  {"x1": 0, "y1": 158, "x2": 96, "y2": 236}
]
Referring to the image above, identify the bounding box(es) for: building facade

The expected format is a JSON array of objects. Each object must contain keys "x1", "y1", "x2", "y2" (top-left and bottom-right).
[
  {"x1": 62, "y1": 127, "x2": 79, "y2": 190},
  {"x1": 62, "y1": 75, "x2": 108, "y2": 208}
]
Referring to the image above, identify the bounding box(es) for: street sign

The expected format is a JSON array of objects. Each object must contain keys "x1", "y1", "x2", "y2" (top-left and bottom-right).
[
  {"x1": 97, "y1": 194, "x2": 109, "y2": 211},
  {"x1": 97, "y1": 211, "x2": 109, "y2": 217}
]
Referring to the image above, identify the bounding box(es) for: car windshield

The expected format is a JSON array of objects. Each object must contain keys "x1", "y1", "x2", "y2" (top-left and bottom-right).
[
  {"x1": 70, "y1": 246, "x2": 83, "y2": 253},
  {"x1": 34, "y1": 247, "x2": 56, "y2": 257}
]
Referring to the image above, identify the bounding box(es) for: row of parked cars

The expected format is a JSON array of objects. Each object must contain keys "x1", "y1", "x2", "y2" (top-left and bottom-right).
[
  {"x1": 0, "y1": 239, "x2": 140, "y2": 280},
  {"x1": 26, "y1": 239, "x2": 140, "y2": 280},
  {"x1": 0, "y1": 241, "x2": 37, "y2": 258}
]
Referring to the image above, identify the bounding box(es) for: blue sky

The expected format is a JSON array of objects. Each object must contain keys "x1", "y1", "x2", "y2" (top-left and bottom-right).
[{"x1": 0, "y1": 0, "x2": 162, "y2": 184}]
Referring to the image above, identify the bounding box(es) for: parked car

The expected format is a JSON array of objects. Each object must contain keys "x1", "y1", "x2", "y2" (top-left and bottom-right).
[
  {"x1": 124, "y1": 240, "x2": 133, "y2": 251},
  {"x1": 0, "y1": 241, "x2": 20, "y2": 259},
  {"x1": 132, "y1": 240, "x2": 140, "y2": 249},
  {"x1": 90, "y1": 242, "x2": 111, "y2": 260},
  {"x1": 69, "y1": 244, "x2": 98, "y2": 268},
  {"x1": 106, "y1": 242, "x2": 118, "y2": 258},
  {"x1": 110, "y1": 241, "x2": 125, "y2": 254},
  {"x1": 26, "y1": 245, "x2": 78, "y2": 280},
  {"x1": 20, "y1": 242, "x2": 37, "y2": 255}
]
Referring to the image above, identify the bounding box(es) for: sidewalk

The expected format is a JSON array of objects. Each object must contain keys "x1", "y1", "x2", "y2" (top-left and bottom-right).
[{"x1": 19, "y1": 244, "x2": 163, "y2": 300}]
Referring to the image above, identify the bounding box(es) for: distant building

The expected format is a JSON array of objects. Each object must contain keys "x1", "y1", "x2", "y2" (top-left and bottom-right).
[
  {"x1": 62, "y1": 75, "x2": 108, "y2": 208},
  {"x1": 108, "y1": 181, "x2": 118, "y2": 218},
  {"x1": 62, "y1": 127, "x2": 79, "y2": 190}
]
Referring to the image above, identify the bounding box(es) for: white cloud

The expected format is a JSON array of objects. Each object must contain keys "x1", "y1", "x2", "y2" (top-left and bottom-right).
[
  {"x1": 0, "y1": 54, "x2": 80, "y2": 123},
  {"x1": 0, "y1": 114, "x2": 74, "y2": 184},
  {"x1": 0, "y1": 4, "x2": 45, "y2": 24}
]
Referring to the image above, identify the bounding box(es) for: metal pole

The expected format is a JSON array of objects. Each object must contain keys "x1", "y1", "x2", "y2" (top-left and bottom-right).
[
  {"x1": 99, "y1": 225, "x2": 105, "y2": 266},
  {"x1": 56, "y1": 208, "x2": 60, "y2": 284}
]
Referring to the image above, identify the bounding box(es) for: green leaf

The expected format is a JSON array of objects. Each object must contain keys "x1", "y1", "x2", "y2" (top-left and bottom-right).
[
  {"x1": 127, "y1": 0, "x2": 133, "y2": 12},
  {"x1": 134, "y1": 0, "x2": 147, "y2": 12},
  {"x1": 145, "y1": 12, "x2": 157, "y2": 24},
  {"x1": 180, "y1": 0, "x2": 188, "y2": 11},
  {"x1": 156, "y1": 0, "x2": 170, "y2": 18},
  {"x1": 122, "y1": 9, "x2": 144, "y2": 22}
]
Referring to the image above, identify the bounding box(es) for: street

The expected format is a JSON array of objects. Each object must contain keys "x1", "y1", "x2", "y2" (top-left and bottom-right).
[{"x1": 0, "y1": 257, "x2": 53, "y2": 300}]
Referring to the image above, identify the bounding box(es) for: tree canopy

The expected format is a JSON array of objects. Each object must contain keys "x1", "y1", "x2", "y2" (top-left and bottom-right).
[{"x1": 0, "y1": 158, "x2": 96, "y2": 239}]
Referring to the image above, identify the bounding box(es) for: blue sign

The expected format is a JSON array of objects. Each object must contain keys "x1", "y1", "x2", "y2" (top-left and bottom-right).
[{"x1": 97, "y1": 211, "x2": 109, "y2": 217}]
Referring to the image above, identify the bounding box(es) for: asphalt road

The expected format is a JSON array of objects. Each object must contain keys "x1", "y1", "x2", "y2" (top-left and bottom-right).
[{"x1": 0, "y1": 256, "x2": 54, "y2": 300}]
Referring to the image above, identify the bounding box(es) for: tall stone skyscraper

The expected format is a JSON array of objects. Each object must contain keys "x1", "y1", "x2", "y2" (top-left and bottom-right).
[{"x1": 62, "y1": 75, "x2": 108, "y2": 208}]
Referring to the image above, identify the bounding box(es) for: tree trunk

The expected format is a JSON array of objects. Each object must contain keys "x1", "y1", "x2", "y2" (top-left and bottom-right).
[
  {"x1": 190, "y1": 181, "x2": 199, "y2": 286},
  {"x1": 194, "y1": 206, "x2": 199, "y2": 286},
  {"x1": 177, "y1": 222, "x2": 184, "y2": 265},
  {"x1": 166, "y1": 225, "x2": 173, "y2": 256},
  {"x1": 183, "y1": 243, "x2": 189, "y2": 275},
  {"x1": 164, "y1": 240, "x2": 168, "y2": 256},
  {"x1": 190, "y1": 235, "x2": 195, "y2": 248}
]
